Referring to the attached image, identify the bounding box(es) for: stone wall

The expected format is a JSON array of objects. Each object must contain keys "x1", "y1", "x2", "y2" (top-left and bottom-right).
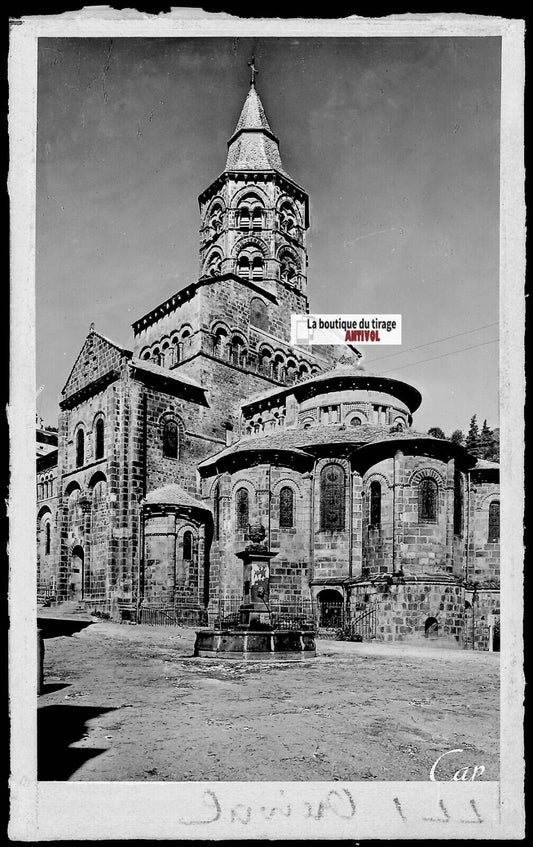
[{"x1": 348, "y1": 579, "x2": 465, "y2": 644}]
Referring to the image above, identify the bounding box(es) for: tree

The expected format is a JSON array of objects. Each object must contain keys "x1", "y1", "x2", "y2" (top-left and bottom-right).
[
  {"x1": 465, "y1": 415, "x2": 482, "y2": 456},
  {"x1": 479, "y1": 419, "x2": 495, "y2": 460},
  {"x1": 427, "y1": 426, "x2": 446, "y2": 439},
  {"x1": 450, "y1": 429, "x2": 464, "y2": 446}
]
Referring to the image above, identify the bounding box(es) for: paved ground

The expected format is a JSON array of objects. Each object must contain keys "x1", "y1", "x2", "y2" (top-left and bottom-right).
[{"x1": 38, "y1": 619, "x2": 500, "y2": 782}]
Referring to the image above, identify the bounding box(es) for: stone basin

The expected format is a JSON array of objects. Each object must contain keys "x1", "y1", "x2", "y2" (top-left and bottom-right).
[{"x1": 194, "y1": 629, "x2": 316, "y2": 659}]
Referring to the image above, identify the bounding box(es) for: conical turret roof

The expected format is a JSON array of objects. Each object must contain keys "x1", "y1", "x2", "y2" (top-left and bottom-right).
[{"x1": 225, "y1": 84, "x2": 290, "y2": 177}]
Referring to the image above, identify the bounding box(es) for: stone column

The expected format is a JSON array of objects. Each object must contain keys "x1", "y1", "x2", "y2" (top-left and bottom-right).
[
  {"x1": 445, "y1": 458, "x2": 455, "y2": 573},
  {"x1": 392, "y1": 450, "x2": 404, "y2": 573}
]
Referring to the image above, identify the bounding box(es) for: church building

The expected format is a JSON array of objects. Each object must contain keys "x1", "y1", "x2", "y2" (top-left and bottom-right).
[{"x1": 36, "y1": 69, "x2": 500, "y2": 649}]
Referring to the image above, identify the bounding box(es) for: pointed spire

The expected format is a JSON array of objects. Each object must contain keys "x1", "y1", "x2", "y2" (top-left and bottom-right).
[{"x1": 226, "y1": 70, "x2": 290, "y2": 176}]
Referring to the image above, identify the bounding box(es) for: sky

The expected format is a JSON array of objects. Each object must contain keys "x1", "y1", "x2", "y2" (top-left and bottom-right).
[{"x1": 36, "y1": 36, "x2": 501, "y2": 434}]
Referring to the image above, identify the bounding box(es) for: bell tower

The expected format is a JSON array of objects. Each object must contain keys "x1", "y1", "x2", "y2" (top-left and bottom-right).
[{"x1": 198, "y1": 59, "x2": 310, "y2": 313}]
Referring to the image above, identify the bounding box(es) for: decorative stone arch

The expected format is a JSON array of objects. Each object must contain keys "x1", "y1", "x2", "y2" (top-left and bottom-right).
[
  {"x1": 297, "y1": 361, "x2": 311, "y2": 380},
  {"x1": 392, "y1": 415, "x2": 407, "y2": 430},
  {"x1": 346, "y1": 409, "x2": 368, "y2": 427},
  {"x1": 88, "y1": 470, "x2": 107, "y2": 490},
  {"x1": 272, "y1": 350, "x2": 286, "y2": 380},
  {"x1": 363, "y1": 470, "x2": 393, "y2": 490},
  {"x1": 230, "y1": 477, "x2": 257, "y2": 497},
  {"x1": 205, "y1": 194, "x2": 227, "y2": 223},
  {"x1": 38, "y1": 504, "x2": 52, "y2": 520},
  {"x1": 271, "y1": 477, "x2": 303, "y2": 498},
  {"x1": 179, "y1": 324, "x2": 193, "y2": 341},
  {"x1": 203, "y1": 247, "x2": 224, "y2": 277},
  {"x1": 232, "y1": 183, "x2": 270, "y2": 209},
  {"x1": 301, "y1": 417, "x2": 314, "y2": 429},
  {"x1": 275, "y1": 193, "x2": 303, "y2": 221},
  {"x1": 232, "y1": 235, "x2": 269, "y2": 257},
  {"x1": 140, "y1": 346, "x2": 152, "y2": 360},
  {"x1": 64, "y1": 480, "x2": 82, "y2": 498},
  {"x1": 408, "y1": 467, "x2": 445, "y2": 489},
  {"x1": 475, "y1": 489, "x2": 501, "y2": 511}
]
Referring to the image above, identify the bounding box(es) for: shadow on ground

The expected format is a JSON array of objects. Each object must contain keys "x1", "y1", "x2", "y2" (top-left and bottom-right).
[
  {"x1": 38, "y1": 704, "x2": 116, "y2": 780},
  {"x1": 40, "y1": 682, "x2": 71, "y2": 695}
]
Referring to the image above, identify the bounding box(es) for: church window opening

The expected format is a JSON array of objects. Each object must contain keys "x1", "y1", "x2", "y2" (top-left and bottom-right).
[
  {"x1": 488, "y1": 500, "x2": 500, "y2": 542},
  {"x1": 236, "y1": 487, "x2": 249, "y2": 531},
  {"x1": 252, "y1": 255, "x2": 264, "y2": 279},
  {"x1": 320, "y1": 464, "x2": 346, "y2": 531},
  {"x1": 453, "y1": 470, "x2": 463, "y2": 535},
  {"x1": 279, "y1": 486, "x2": 294, "y2": 528},
  {"x1": 163, "y1": 419, "x2": 179, "y2": 459},
  {"x1": 206, "y1": 252, "x2": 222, "y2": 277},
  {"x1": 95, "y1": 418, "x2": 105, "y2": 460},
  {"x1": 370, "y1": 480, "x2": 381, "y2": 526},
  {"x1": 209, "y1": 204, "x2": 223, "y2": 234},
  {"x1": 418, "y1": 478, "x2": 438, "y2": 523},
  {"x1": 239, "y1": 206, "x2": 251, "y2": 230},
  {"x1": 237, "y1": 254, "x2": 250, "y2": 277},
  {"x1": 153, "y1": 347, "x2": 163, "y2": 366},
  {"x1": 171, "y1": 337, "x2": 180, "y2": 364},
  {"x1": 76, "y1": 429, "x2": 85, "y2": 468},
  {"x1": 279, "y1": 250, "x2": 298, "y2": 284},
  {"x1": 350, "y1": 416, "x2": 363, "y2": 427},
  {"x1": 252, "y1": 207, "x2": 263, "y2": 230},
  {"x1": 279, "y1": 201, "x2": 297, "y2": 233},
  {"x1": 45, "y1": 521, "x2": 51, "y2": 555},
  {"x1": 183, "y1": 530, "x2": 193, "y2": 561},
  {"x1": 250, "y1": 297, "x2": 268, "y2": 331}
]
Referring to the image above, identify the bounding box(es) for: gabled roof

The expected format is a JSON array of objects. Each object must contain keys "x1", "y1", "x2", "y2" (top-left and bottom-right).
[{"x1": 61, "y1": 327, "x2": 131, "y2": 399}]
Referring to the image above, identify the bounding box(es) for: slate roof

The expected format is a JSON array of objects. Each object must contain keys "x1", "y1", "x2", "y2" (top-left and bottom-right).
[
  {"x1": 130, "y1": 357, "x2": 202, "y2": 389},
  {"x1": 144, "y1": 484, "x2": 212, "y2": 512},
  {"x1": 225, "y1": 85, "x2": 291, "y2": 178},
  {"x1": 242, "y1": 364, "x2": 422, "y2": 414},
  {"x1": 198, "y1": 423, "x2": 470, "y2": 474}
]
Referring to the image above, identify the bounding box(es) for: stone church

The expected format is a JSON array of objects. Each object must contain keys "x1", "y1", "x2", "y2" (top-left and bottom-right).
[{"x1": 36, "y1": 74, "x2": 500, "y2": 649}]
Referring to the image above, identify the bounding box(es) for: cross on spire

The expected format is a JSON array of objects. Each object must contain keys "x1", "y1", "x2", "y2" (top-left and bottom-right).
[{"x1": 248, "y1": 55, "x2": 258, "y2": 86}]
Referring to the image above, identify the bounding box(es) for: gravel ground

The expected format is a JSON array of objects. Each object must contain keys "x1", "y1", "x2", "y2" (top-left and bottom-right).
[{"x1": 38, "y1": 620, "x2": 500, "y2": 782}]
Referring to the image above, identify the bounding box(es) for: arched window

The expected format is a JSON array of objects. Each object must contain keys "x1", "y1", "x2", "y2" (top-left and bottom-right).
[
  {"x1": 235, "y1": 487, "x2": 249, "y2": 531},
  {"x1": 250, "y1": 297, "x2": 268, "y2": 331},
  {"x1": 95, "y1": 418, "x2": 105, "y2": 460},
  {"x1": 453, "y1": 470, "x2": 463, "y2": 535},
  {"x1": 279, "y1": 250, "x2": 298, "y2": 284},
  {"x1": 488, "y1": 500, "x2": 500, "y2": 542},
  {"x1": 350, "y1": 416, "x2": 363, "y2": 427},
  {"x1": 209, "y1": 204, "x2": 223, "y2": 234},
  {"x1": 162, "y1": 419, "x2": 179, "y2": 459},
  {"x1": 418, "y1": 478, "x2": 438, "y2": 523},
  {"x1": 206, "y1": 252, "x2": 222, "y2": 277},
  {"x1": 279, "y1": 486, "x2": 294, "y2": 528},
  {"x1": 45, "y1": 521, "x2": 51, "y2": 555},
  {"x1": 320, "y1": 464, "x2": 346, "y2": 531},
  {"x1": 183, "y1": 530, "x2": 193, "y2": 560},
  {"x1": 370, "y1": 480, "x2": 381, "y2": 526},
  {"x1": 279, "y1": 201, "x2": 297, "y2": 233},
  {"x1": 239, "y1": 206, "x2": 251, "y2": 230},
  {"x1": 213, "y1": 483, "x2": 221, "y2": 541},
  {"x1": 252, "y1": 207, "x2": 263, "y2": 230},
  {"x1": 170, "y1": 337, "x2": 180, "y2": 365},
  {"x1": 76, "y1": 429, "x2": 84, "y2": 467}
]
